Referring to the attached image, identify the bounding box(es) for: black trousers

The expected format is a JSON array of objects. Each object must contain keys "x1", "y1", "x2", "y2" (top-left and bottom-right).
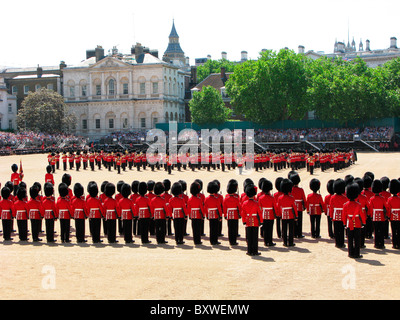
[
  {"x1": 246, "y1": 226, "x2": 259, "y2": 254},
  {"x1": 45, "y1": 219, "x2": 55, "y2": 242},
  {"x1": 31, "y1": 219, "x2": 41, "y2": 241},
  {"x1": 294, "y1": 211, "x2": 303, "y2": 237},
  {"x1": 373, "y1": 221, "x2": 385, "y2": 248},
  {"x1": 123, "y1": 219, "x2": 133, "y2": 243},
  {"x1": 17, "y1": 219, "x2": 28, "y2": 241},
  {"x1": 107, "y1": 219, "x2": 117, "y2": 243},
  {"x1": 140, "y1": 218, "x2": 150, "y2": 243},
  {"x1": 155, "y1": 219, "x2": 166, "y2": 244},
  {"x1": 391, "y1": 221, "x2": 400, "y2": 248},
  {"x1": 276, "y1": 217, "x2": 282, "y2": 238},
  {"x1": 347, "y1": 228, "x2": 361, "y2": 258},
  {"x1": 173, "y1": 218, "x2": 185, "y2": 244},
  {"x1": 262, "y1": 220, "x2": 274, "y2": 245},
  {"x1": 334, "y1": 221, "x2": 345, "y2": 247},
  {"x1": 310, "y1": 215, "x2": 321, "y2": 238},
  {"x1": 209, "y1": 218, "x2": 220, "y2": 244},
  {"x1": 90, "y1": 218, "x2": 102, "y2": 243},
  {"x1": 60, "y1": 219, "x2": 70, "y2": 242},
  {"x1": 191, "y1": 219, "x2": 202, "y2": 244},
  {"x1": 75, "y1": 219, "x2": 85, "y2": 242},
  {"x1": 227, "y1": 219, "x2": 239, "y2": 245},
  {"x1": 282, "y1": 219, "x2": 295, "y2": 246},
  {"x1": 2, "y1": 219, "x2": 12, "y2": 240},
  {"x1": 365, "y1": 216, "x2": 373, "y2": 239},
  {"x1": 327, "y1": 216, "x2": 334, "y2": 238}
]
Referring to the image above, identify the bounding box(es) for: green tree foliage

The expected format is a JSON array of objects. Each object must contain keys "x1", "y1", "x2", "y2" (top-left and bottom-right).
[
  {"x1": 197, "y1": 59, "x2": 238, "y2": 83},
  {"x1": 17, "y1": 88, "x2": 76, "y2": 133},
  {"x1": 226, "y1": 49, "x2": 309, "y2": 124},
  {"x1": 189, "y1": 86, "x2": 232, "y2": 125}
]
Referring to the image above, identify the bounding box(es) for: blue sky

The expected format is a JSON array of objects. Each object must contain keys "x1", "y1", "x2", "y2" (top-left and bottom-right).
[{"x1": 1, "y1": 0, "x2": 399, "y2": 68}]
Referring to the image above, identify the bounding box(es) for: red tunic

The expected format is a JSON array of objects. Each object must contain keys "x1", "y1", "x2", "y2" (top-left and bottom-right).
[
  {"x1": 86, "y1": 196, "x2": 104, "y2": 219},
  {"x1": 0, "y1": 198, "x2": 14, "y2": 220},
  {"x1": 103, "y1": 197, "x2": 118, "y2": 220},
  {"x1": 241, "y1": 198, "x2": 262, "y2": 227},
  {"x1": 257, "y1": 193, "x2": 276, "y2": 220},
  {"x1": 343, "y1": 201, "x2": 366, "y2": 230},
  {"x1": 56, "y1": 197, "x2": 72, "y2": 219},
  {"x1": 387, "y1": 195, "x2": 400, "y2": 221},
  {"x1": 187, "y1": 195, "x2": 205, "y2": 219},
  {"x1": 329, "y1": 194, "x2": 348, "y2": 221},
  {"x1": 150, "y1": 196, "x2": 168, "y2": 220},
  {"x1": 291, "y1": 186, "x2": 306, "y2": 212},
  {"x1": 70, "y1": 196, "x2": 87, "y2": 219},
  {"x1": 276, "y1": 194, "x2": 297, "y2": 220},
  {"x1": 45, "y1": 173, "x2": 55, "y2": 185},
  {"x1": 27, "y1": 198, "x2": 43, "y2": 219},
  {"x1": 14, "y1": 200, "x2": 29, "y2": 220},
  {"x1": 168, "y1": 196, "x2": 187, "y2": 219},
  {"x1": 135, "y1": 196, "x2": 151, "y2": 219},
  {"x1": 41, "y1": 197, "x2": 57, "y2": 219},
  {"x1": 117, "y1": 197, "x2": 135, "y2": 220},
  {"x1": 204, "y1": 195, "x2": 223, "y2": 219},
  {"x1": 306, "y1": 193, "x2": 325, "y2": 215},
  {"x1": 368, "y1": 195, "x2": 388, "y2": 222},
  {"x1": 223, "y1": 194, "x2": 241, "y2": 220}
]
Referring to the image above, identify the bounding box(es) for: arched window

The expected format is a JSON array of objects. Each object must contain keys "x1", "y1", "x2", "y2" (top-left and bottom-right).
[{"x1": 108, "y1": 79, "x2": 115, "y2": 96}]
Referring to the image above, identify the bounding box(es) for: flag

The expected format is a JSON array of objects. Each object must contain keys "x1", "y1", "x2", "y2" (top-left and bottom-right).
[{"x1": 19, "y1": 159, "x2": 24, "y2": 179}]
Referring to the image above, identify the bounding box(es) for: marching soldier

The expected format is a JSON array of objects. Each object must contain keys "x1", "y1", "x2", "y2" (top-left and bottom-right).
[
  {"x1": 168, "y1": 182, "x2": 188, "y2": 245},
  {"x1": 14, "y1": 187, "x2": 29, "y2": 241},
  {"x1": 258, "y1": 179, "x2": 277, "y2": 246},
  {"x1": 330, "y1": 179, "x2": 347, "y2": 248},
  {"x1": 187, "y1": 181, "x2": 205, "y2": 245},
  {"x1": 289, "y1": 171, "x2": 306, "y2": 238},
  {"x1": 223, "y1": 179, "x2": 241, "y2": 246},
  {"x1": 27, "y1": 185, "x2": 44, "y2": 242},
  {"x1": 368, "y1": 180, "x2": 389, "y2": 249},
  {"x1": 117, "y1": 183, "x2": 135, "y2": 244},
  {"x1": 0, "y1": 187, "x2": 14, "y2": 241},
  {"x1": 150, "y1": 182, "x2": 168, "y2": 244},
  {"x1": 135, "y1": 182, "x2": 152, "y2": 244},
  {"x1": 41, "y1": 183, "x2": 57, "y2": 243},
  {"x1": 86, "y1": 182, "x2": 104, "y2": 243},
  {"x1": 56, "y1": 183, "x2": 72, "y2": 243},
  {"x1": 204, "y1": 181, "x2": 223, "y2": 245},
  {"x1": 103, "y1": 183, "x2": 118, "y2": 244},
  {"x1": 71, "y1": 183, "x2": 88, "y2": 243},
  {"x1": 306, "y1": 179, "x2": 325, "y2": 239},
  {"x1": 387, "y1": 179, "x2": 400, "y2": 249}
]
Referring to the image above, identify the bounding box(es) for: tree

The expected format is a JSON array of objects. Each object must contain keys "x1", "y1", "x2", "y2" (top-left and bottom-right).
[
  {"x1": 197, "y1": 59, "x2": 238, "y2": 83},
  {"x1": 189, "y1": 86, "x2": 232, "y2": 125},
  {"x1": 17, "y1": 88, "x2": 76, "y2": 133},
  {"x1": 225, "y1": 49, "x2": 310, "y2": 124}
]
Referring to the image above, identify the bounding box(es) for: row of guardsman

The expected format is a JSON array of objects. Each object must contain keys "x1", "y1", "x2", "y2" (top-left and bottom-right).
[
  {"x1": 44, "y1": 147, "x2": 357, "y2": 176},
  {"x1": 2, "y1": 164, "x2": 400, "y2": 258}
]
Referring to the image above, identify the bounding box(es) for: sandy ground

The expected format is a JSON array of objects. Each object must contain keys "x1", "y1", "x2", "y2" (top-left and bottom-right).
[{"x1": 0, "y1": 152, "x2": 400, "y2": 301}]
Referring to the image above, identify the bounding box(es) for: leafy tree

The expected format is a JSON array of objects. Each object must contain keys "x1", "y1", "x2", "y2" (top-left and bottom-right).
[
  {"x1": 197, "y1": 59, "x2": 238, "y2": 83},
  {"x1": 189, "y1": 86, "x2": 232, "y2": 124},
  {"x1": 17, "y1": 88, "x2": 76, "y2": 133},
  {"x1": 225, "y1": 49, "x2": 309, "y2": 124}
]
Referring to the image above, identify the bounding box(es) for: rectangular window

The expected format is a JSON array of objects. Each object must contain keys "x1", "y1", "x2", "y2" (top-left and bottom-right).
[
  {"x1": 109, "y1": 118, "x2": 114, "y2": 129},
  {"x1": 12, "y1": 86, "x2": 17, "y2": 95},
  {"x1": 122, "y1": 118, "x2": 128, "y2": 129},
  {"x1": 24, "y1": 85, "x2": 29, "y2": 94},
  {"x1": 9, "y1": 120, "x2": 13, "y2": 130},
  {"x1": 82, "y1": 119, "x2": 88, "y2": 130},
  {"x1": 8, "y1": 104, "x2": 12, "y2": 113},
  {"x1": 140, "y1": 83, "x2": 146, "y2": 95},
  {"x1": 47, "y1": 84, "x2": 54, "y2": 91},
  {"x1": 81, "y1": 85, "x2": 87, "y2": 97},
  {"x1": 95, "y1": 119, "x2": 101, "y2": 129},
  {"x1": 70, "y1": 86, "x2": 75, "y2": 97},
  {"x1": 35, "y1": 84, "x2": 41, "y2": 91},
  {"x1": 141, "y1": 118, "x2": 146, "y2": 128},
  {"x1": 152, "y1": 82, "x2": 158, "y2": 94},
  {"x1": 123, "y1": 83, "x2": 129, "y2": 95},
  {"x1": 96, "y1": 85, "x2": 101, "y2": 96}
]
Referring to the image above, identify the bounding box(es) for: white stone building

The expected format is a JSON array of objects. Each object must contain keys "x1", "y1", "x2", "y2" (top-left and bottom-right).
[
  {"x1": 63, "y1": 49, "x2": 186, "y2": 139},
  {"x1": 0, "y1": 76, "x2": 17, "y2": 130}
]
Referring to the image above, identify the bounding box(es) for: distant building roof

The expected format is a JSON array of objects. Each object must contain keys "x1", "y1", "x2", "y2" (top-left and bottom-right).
[{"x1": 194, "y1": 72, "x2": 233, "y2": 91}]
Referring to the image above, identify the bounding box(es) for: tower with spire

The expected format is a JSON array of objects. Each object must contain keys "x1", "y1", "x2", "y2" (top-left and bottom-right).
[{"x1": 163, "y1": 20, "x2": 187, "y2": 68}]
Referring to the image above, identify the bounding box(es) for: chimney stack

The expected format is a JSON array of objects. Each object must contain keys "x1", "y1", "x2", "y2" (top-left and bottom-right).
[
  {"x1": 366, "y1": 39, "x2": 371, "y2": 51},
  {"x1": 37, "y1": 65, "x2": 43, "y2": 78},
  {"x1": 390, "y1": 37, "x2": 398, "y2": 49},
  {"x1": 221, "y1": 67, "x2": 227, "y2": 85},
  {"x1": 298, "y1": 45, "x2": 305, "y2": 54},
  {"x1": 221, "y1": 51, "x2": 227, "y2": 60},
  {"x1": 241, "y1": 51, "x2": 248, "y2": 62},
  {"x1": 95, "y1": 45, "x2": 105, "y2": 62}
]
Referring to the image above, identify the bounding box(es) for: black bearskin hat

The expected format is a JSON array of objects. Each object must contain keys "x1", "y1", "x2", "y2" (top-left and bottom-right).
[
  {"x1": 261, "y1": 179, "x2": 273, "y2": 194},
  {"x1": 280, "y1": 179, "x2": 293, "y2": 195},
  {"x1": 275, "y1": 177, "x2": 283, "y2": 192},
  {"x1": 244, "y1": 183, "x2": 257, "y2": 198},
  {"x1": 207, "y1": 181, "x2": 219, "y2": 195},
  {"x1": 74, "y1": 183, "x2": 84, "y2": 198},
  {"x1": 121, "y1": 183, "x2": 132, "y2": 198},
  {"x1": 163, "y1": 179, "x2": 171, "y2": 192},
  {"x1": 147, "y1": 180, "x2": 155, "y2": 192},
  {"x1": 1, "y1": 187, "x2": 10, "y2": 200},
  {"x1": 289, "y1": 172, "x2": 301, "y2": 185},
  {"x1": 310, "y1": 179, "x2": 321, "y2": 193},
  {"x1": 258, "y1": 178, "x2": 266, "y2": 190},
  {"x1": 333, "y1": 179, "x2": 345, "y2": 195},
  {"x1": 117, "y1": 180, "x2": 125, "y2": 193},
  {"x1": 88, "y1": 182, "x2": 99, "y2": 198},
  {"x1": 58, "y1": 183, "x2": 69, "y2": 198},
  {"x1": 194, "y1": 179, "x2": 203, "y2": 191},
  {"x1": 389, "y1": 179, "x2": 400, "y2": 195},
  {"x1": 44, "y1": 183, "x2": 54, "y2": 197},
  {"x1": 344, "y1": 175, "x2": 354, "y2": 186},
  {"x1": 171, "y1": 182, "x2": 183, "y2": 197},
  {"x1": 327, "y1": 179, "x2": 335, "y2": 195},
  {"x1": 227, "y1": 179, "x2": 238, "y2": 194},
  {"x1": 380, "y1": 176, "x2": 390, "y2": 191},
  {"x1": 105, "y1": 183, "x2": 116, "y2": 198},
  {"x1": 138, "y1": 182, "x2": 148, "y2": 196},
  {"x1": 346, "y1": 183, "x2": 360, "y2": 201},
  {"x1": 371, "y1": 180, "x2": 383, "y2": 194},
  {"x1": 16, "y1": 187, "x2": 26, "y2": 201},
  {"x1": 11, "y1": 164, "x2": 18, "y2": 173},
  {"x1": 46, "y1": 165, "x2": 52, "y2": 174},
  {"x1": 101, "y1": 181, "x2": 109, "y2": 193},
  {"x1": 190, "y1": 182, "x2": 201, "y2": 196},
  {"x1": 62, "y1": 174, "x2": 72, "y2": 187},
  {"x1": 131, "y1": 180, "x2": 139, "y2": 194},
  {"x1": 153, "y1": 182, "x2": 165, "y2": 196}
]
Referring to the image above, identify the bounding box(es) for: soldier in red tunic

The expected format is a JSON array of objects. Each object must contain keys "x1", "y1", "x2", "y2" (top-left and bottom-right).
[
  {"x1": 86, "y1": 182, "x2": 104, "y2": 243},
  {"x1": 241, "y1": 184, "x2": 262, "y2": 256},
  {"x1": 223, "y1": 179, "x2": 241, "y2": 246},
  {"x1": 387, "y1": 179, "x2": 400, "y2": 249},
  {"x1": 276, "y1": 179, "x2": 298, "y2": 247},
  {"x1": 362, "y1": 174, "x2": 374, "y2": 239},
  {"x1": 330, "y1": 179, "x2": 347, "y2": 248},
  {"x1": 204, "y1": 181, "x2": 223, "y2": 245},
  {"x1": 0, "y1": 187, "x2": 14, "y2": 241},
  {"x1": 117, "y1": 183, "x2": 135, "y2": 244},
  {"x1": 135, "y1": 182, "x2": 152, "y2": 244},
  {"x1": 27, "y1": 185, "x2": 44, "y2": 242},
  {"x1": 325, "y1": 179, "x2": 335, "y2": 239},
  {"x1": 369, "y1": 180, "x2": 389, "y2": 249},
  {"x1": 187, "y1": 181, "x2": 205, "y2": 245},
  {"x1": 289, "y1": 171, "x2": 306, "y2": 238},
  {"x1": 258, "y1": 179, "x2": 276, "y2": 247},
  {"x1": 150, "y1": 182, "x2": 168, "y2": 244},
  {"x1": 45, "y1": 165, "x2": 55, "y2": 186},
  {"x1": 343, "y1": 183, "x2": 366, "y2": 259},
  {"x1": 71, "y1": 183, "x2": 87, "y2": 243},
  {"x1": 306, "y1": 179, "x2": 325, "y2": 239},
  {"x1": 11, "y1": 164, "x2": 22, "y2": 196},
  {"x1": 103, "y1": 183, "x2": 118, "y2": 244},
  {"x1": 41, "y1": 183, "x2": 57, "y2": 243},
  {"x1": 168, "y1": 182, "x2": 188, "y2": 245},
  {"x1": 14, "y1": 187, "x2": 29, "y2": 241},
  {"x1": 56, "y1": 183, "x2": 72, "y2": 243}
]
